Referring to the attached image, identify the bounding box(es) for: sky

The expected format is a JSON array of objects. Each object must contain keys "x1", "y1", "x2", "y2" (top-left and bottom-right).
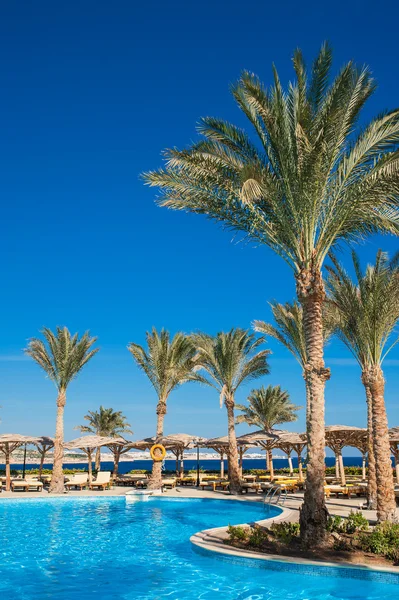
[{"x1": 1, "y1": 0, "x2": 399, "y2": 456}]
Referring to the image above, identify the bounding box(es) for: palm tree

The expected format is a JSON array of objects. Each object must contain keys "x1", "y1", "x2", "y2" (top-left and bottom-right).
[
  {"x1": 192, "y1": 328, "x2": 270, "y2": 493},
  {"x1": 25, "y1": 327, "x2": 98, "y2": 493},
  {"x1": 236, "y1": 385, "x2": 300, "y2": 476},
  {"x1": 76, "y1": 406, "x2": 132, "y2": 470},
  {"x1": 143, "y1": 44, "x2": 399, "y2": 544},
  {"x1": 128, "y1": 328, "x2": 196, "y2": 489},
  {"x1": 326, "y1": 250, "x2": 399, "y2": 521},
  {"x1": 254, "y1": 301, "x2": 334, "y2": 422}
]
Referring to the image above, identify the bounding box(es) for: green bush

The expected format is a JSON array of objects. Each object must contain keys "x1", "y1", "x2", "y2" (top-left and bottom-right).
[
  {"x1": 248, "y1": 526, "x2": 268, "y2": 548},
  {"x1": 227, "y1": 525, "x2": 248, "y2": 542},
  {"x1": 270, "y1": 521, "x2": 300, "y2": 544},
  {"x1": 327, "y1": 512, "x2": 369, "y2": 535},
  {"x1": 359, "y1": 522, "x2": 399, "y2": 561}
]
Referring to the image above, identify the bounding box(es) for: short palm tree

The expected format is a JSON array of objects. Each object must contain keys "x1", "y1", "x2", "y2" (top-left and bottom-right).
[
  {"x1": 192, "y1": 328, "x2": 270, "y2": 493},
  {"x1": 143, "y1": 44, "x2": 399, "y2": 544},
  {"x1": 25, "y1": 327, "x2": 98, "y2": 493},
  {"x1": 236, "y1": 385, "x2": 300, "y2": 475},
  {"x1": 254, "y1": 301, "x2": 334, "y2": 421},
  {"x1": 326, "y1": 250, "x2": 399, "y2": 521},
  {"x1": 76, "y1": 406, "x2": 132, "y2": 470},
  {"x1": 128, "y1": 328, "x2": 196, "y2": 489}
]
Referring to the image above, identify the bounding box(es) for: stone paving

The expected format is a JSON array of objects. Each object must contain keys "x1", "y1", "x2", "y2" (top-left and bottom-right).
[{"x1": 2, "y1": 484, "x2": 398, "y2": 524}]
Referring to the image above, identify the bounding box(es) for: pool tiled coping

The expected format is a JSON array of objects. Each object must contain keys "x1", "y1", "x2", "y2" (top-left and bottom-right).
[{"x1": 190, "y1": 505, "x2": 399, "y2": 583}]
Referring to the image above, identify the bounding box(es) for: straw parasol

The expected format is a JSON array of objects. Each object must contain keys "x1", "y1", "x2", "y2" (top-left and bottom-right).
[
  {"x1": 236, "y1": 430, "x2": 283, "y2": 480},
  {"x1": 104, "y1": 437, "x2": 134, "y2": 480},
  {"x1": 130, "y1": 434, "x2": 206, "y2": 476},
  {"x1": 33, "y1": 437, "x2": 54, "y2": 479},
  {"x1": 203, "y1": 436, "x2": 232, "y2": 478},
  {"x1": 65, "y1": 436, "x2": 126, "y2": 484},
  {"x1": 325, "y1": 425, "x2": 367, "y2": 485},
  {"x1": 275, "y1": 432, "x2": 307, "y2": 481},
  {"x1": 0, "y1": 434, "x2": 42, "y2": 491}
]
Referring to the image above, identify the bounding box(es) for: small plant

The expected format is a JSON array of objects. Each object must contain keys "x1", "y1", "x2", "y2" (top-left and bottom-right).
[
  {"x1": 248, "y1": 525, "x2": 268, "y2": 548},
  {"x1": 359, "y1": 522, "x2": 399, "y2": 561},
  {"x1": 227, "y1": 525, "x2": 248, "y2": 542},
  {"x1": 345, "y1": 511, "x2": 369, "y2": 534},
  {"x1": 271, "y1": 521, "x2": 300, "y2": 544}
]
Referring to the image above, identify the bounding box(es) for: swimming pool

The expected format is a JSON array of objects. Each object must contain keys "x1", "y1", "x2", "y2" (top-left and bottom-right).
[{"x1": 0, "y1": 496, "x2": 397, "y2": 599}]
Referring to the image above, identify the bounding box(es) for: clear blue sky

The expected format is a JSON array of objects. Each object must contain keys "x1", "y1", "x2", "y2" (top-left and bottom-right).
[{"x1": 1, "y1": 0, "x2": 399, "y2": 455}]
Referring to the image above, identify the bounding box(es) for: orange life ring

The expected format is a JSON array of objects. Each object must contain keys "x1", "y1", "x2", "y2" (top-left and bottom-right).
[{"x1": 150, "y1": 444, "x2": 166, "y2": 462}]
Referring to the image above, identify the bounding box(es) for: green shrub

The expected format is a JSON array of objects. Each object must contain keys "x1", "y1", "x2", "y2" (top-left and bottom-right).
[
  {"x1": 248, "y1": 526, "x2": 268, "y2": 548},
  {"x1": 327, "y1": 512, "x2": 369, "y2": 535},
  {"x1": 271, "y1": 521, "x2": 300, "y2": 544},
  {"x1": 359, "y1": 522, "x2": 399, "y2": 561},
  {"x1": 227, "y1": 525, "x2": 248, "y2": 542}
]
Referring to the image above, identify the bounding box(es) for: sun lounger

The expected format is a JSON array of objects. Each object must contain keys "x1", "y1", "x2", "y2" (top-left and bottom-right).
[
  {"x1": 178, "y1": 476, "x2": 196, "y2": 486},
  {"x1": 11, "y1": 479, "x2": 43, "y2": 492},
  {"x1": 89, "y1": 471, "x2": 111, "y2": 490},
  {"x1": 240, "y1": 481, "x2": 261, "y2": 493},
  {"x1": 65, "y1": 473, "x2": 89, "y2": 490},
  {"x1": 161, "y1": 478, "x2": 177, "y2": 489}
]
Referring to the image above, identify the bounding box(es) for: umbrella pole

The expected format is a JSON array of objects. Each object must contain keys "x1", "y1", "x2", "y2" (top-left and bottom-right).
[
  {"x1": 287, "y1": 453, "x2": 293, "y2": 476},
  {"x1": 297, "y1": 451, "x2": 303, "y2": 482},
  {"x1": 22, "y1": 444, "x2": 27, "y2": 479},
  {"x1": 339, "y1": 453, "x2": 346, "y2": 486},
  {"x1": 6, "y1": 443, "x2": 11, "y2": 492},
  {"x1": 88, "y1": 449, "x2": 93, "y2": 485},
  {"x1": 220, "y1": 452, "x2": 224, "y2": 478},
  {"x1": 362, "y1": 453, "x2": 367, "y2": 481}
]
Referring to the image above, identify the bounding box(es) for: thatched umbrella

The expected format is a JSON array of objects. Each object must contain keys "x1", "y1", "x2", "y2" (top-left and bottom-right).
[
  {"x1": 325, "y1": 425, "x2": 367, "y2": 486},
  {"x1": 105, "y1": 438, "x2": 134, "y2": 480},
  {"x1": 0, "y1": 434, "x2": 42, "y2": 491},
  {"x1": 236, "y1": 430, "x2": 282, "y2": 480},
  {"x1": 276, "y1": 432, "x2": 307, "y2": 481},
  {"x1": 161, "y1": 434, "x2": 206, "y2": 476},
  {"x1": 203, "y1": 436, "x2": 231, "y2": 478},
  {"x1": 389, "y1": 427, "x2": 399, "y2": 482},
  {"x1": 33, "y1": 437, "x2": 54, "y2": 479},
  {"x1": 65, "y1": 436, "x2": 125, "y2": 484},
  {"x1": 131, "y1": 434, "x2": 206, "y2": 476}
]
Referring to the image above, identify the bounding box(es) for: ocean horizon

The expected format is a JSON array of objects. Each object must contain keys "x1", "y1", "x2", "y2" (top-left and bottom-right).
[{"x1": 3, "y1": 456, "x2": 371, "y2": 473}]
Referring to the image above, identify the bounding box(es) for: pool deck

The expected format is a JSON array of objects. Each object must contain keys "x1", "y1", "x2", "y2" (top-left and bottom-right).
[{"x1": 1, "y1": 485, "x2": 398, "y2": 524}]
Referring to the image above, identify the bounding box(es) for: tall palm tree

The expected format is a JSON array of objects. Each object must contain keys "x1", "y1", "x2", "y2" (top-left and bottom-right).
[
  {"x1": 236, "y1": 385, "x2": 300, "y2": 474},
  {"x1": 192, "y1": 328, "x2": 270, "y2": 493},
  {"x1": 76, "y1": 406, "x2": 132, "y2": 470},
  {"x1": 25, "y1": 327, "x2": 98, "y2": 493},
  {"x1": 254, "y1": 301, "x2": 334, "y2": 422},
  {"x1": 326, "y1": 250, "x2": 399, "y2": 521},
  {"x1": 128, "y1": 328, "x2": 197, "y2": 489},
  {"x1": 143, "y1": 44, "x2": 399, "y2": 544}
]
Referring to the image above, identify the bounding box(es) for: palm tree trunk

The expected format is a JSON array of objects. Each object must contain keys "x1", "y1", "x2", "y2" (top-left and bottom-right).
[
  {"x1": 50, "y1": 389, "x2": 66, "y2": 494},
  {"x1": 362, "y1": 374, "x2": 377, "y2": 508},
  {"x1": 297, "y1": 267, "x2": 330, "y2": 547},
  {"x1": 95, "y1": 447, "x2": 101, "y2": 471},
  {"x1": 368, "y1": 366, "x2": 396, "y2": 521},
  {"x1": 225, "y1": 396, "x2": 241, "y2": 494},
  {"x1": 148, "y1": 400, "x2": 167, "y2": 490}
]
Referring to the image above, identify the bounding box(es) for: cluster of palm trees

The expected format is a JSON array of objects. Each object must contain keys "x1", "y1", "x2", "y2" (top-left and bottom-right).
[{"x1": 143, "y1": 42, "x2": 399, "y2": 546}]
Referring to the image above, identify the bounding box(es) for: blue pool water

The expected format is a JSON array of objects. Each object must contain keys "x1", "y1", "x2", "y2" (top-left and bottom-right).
[{"x1": 0, "y1": 497, "x2": 397, "y2": 599}]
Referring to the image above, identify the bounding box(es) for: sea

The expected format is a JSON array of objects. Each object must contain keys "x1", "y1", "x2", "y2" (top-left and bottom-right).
[{"x1": 5, "y1": 456, "x2": 367, "y2": 473}]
